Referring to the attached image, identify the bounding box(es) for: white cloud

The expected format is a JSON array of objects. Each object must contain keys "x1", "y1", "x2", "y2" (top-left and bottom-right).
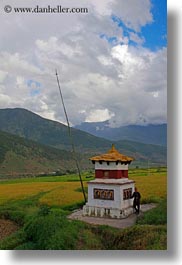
[
  {"x1": 90, "y1": 0, "x2": 115, "y2": 16},
  {"x1": 129, "y1": 32, "x2": 145, "y2": 45},
  {"x1": 16, "y1": 76, "x2": 25, "y2": 86},
  {"x1": 111, "y1": 0, "x2": 153, "y2": 32},
  {"x1": 85, "y1": 108, "x2": 115, "y2": 122},
  {"x1": 0, "y1": 94, "x2": 11, "y2": 106},
  {"x1": 0, "y1": 0, "x2": 167, "y2": 127},
  {"x1": 0, "y1": 70, "x2": 8, "y2": 83},
  {"x1": 0, "y1": 52, "x2": 41, "y2": 77},
  {"x1": 152, "y1": 91, "x2": 159, "y2": 98}
]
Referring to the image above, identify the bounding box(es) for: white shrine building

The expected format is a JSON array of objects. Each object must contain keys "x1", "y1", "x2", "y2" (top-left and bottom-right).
[{"x1": 83, "y1": 145, "x2": 135, "y2": 219}]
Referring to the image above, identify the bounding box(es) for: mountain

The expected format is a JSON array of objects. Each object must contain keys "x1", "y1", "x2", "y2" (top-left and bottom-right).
[
  {"x1": 0, "y1": 130, "x2": 91, "y2": 178},
  {"x1": 0, "y1": 108, "x2": 167, "y2": 168},
  {"x1": 115, "y1": 140, "x2": 167, "y2": 167},
  {"x1": 75, "y1": 121, "x2": 167, "y2": 146},
  {"x1": 0, "y1": 108, "x2": 111, "y2": 153}
]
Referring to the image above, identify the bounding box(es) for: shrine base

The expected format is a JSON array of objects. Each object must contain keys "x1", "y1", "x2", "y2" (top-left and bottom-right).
[{"x1": 83, "y1": 204, "x2": 134, "y2": 219}]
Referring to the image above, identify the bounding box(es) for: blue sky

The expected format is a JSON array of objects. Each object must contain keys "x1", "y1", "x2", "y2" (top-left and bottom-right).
[
  {"x1": 141, "y1": 0, "x2": 167, "y2": 50},
  {"x1": 27, "y1": 79, "x2": 41, "y2": 96},
  {"x1": 110, "y1": 0, "x2": 167, "y2": 51}
]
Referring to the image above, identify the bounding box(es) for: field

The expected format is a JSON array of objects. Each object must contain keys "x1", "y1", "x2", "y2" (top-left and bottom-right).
[
  {"x1": 0, "y1": 168, "x2": 166, "y2": 207},
  {"x1": 0, "y1": 168, "x2": 167, "y2": 250}
]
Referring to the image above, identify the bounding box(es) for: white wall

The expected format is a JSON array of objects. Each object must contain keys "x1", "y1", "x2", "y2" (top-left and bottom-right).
[
  {"x1": 95, "y1": 161, "x2": 128, "y2": 170},
  {"x1": 87, "y1": 180, "x2": 135, "y2": 210}
]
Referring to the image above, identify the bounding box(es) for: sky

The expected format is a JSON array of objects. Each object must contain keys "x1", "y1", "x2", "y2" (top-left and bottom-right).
[{"x1": 0, "y1": 0, "x2": 167, "y2": 127}]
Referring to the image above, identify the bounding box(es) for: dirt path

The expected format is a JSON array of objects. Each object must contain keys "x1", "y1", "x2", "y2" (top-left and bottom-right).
[
  {"x1": 0, "y1": 219, "x2": 19, "y2": 241},
  {"x1": 68, "y1": 204, "x2": 157, "y2": 229}
]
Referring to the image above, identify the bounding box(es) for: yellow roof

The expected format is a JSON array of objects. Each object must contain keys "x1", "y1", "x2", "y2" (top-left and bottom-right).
[{"x1": 90, "y1": 144, "x2": 133, "y2": 162}]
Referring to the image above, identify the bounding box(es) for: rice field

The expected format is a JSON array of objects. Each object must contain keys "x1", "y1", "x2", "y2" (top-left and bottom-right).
[
  {"x1": 0, "y1": 181, "x2": 87, "y2": 206},
  {"x1": 132, "y1": 174, "x2": 167, "y2": 201},
  {"x1": 0, "y1": 182, "x2": 60, "y2": 205},
  {"x1": 39, "y1": 182, "x2": 86, "y2": 206},
  {"x1": 0, "y1": 169, "x2": 167, "y2": 207}
]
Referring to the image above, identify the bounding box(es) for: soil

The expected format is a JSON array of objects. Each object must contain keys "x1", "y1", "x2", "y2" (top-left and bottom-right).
[
  {"x1": 0, "y1": 219, "x2": 19, "y2": 241},
  {"x1": 68, "y1": 203, "x2": 157, "y2": 229}
]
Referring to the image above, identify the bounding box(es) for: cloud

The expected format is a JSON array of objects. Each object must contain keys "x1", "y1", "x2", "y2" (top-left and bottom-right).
[
  {"x1": 0, "y1": 70, "x2": 8, "y2": 85},
  {"x1": 111, "y1": 0, "x2": 153, "y2": 32},
  {"x1": 85, "y1": 108, "x2": 115, "y2": 122},
  {"x1": 0, "y1": 0, "x2": 167, "y2": 127}
]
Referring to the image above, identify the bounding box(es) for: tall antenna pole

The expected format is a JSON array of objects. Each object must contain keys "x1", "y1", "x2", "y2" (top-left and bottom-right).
[{"x1": 55, "y1": 70, "x2": 87, "y2": 203}]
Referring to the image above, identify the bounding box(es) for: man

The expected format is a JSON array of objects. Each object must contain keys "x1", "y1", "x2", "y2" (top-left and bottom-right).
[{"x1": 131, "y1": 187, "x2": 141, "y2": 214}]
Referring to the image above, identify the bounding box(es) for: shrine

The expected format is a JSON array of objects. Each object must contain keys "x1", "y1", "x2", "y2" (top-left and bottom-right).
[{"x1": 83, "y1": 144, "x2": 135, "y2": 219}]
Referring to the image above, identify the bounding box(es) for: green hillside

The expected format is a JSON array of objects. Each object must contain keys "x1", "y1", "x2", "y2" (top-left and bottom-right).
[
  {"x1": 0, "y1": 108, "x2": 111, "y2": 153},
  {"x1": 115, "y1": 140, "x2": 167, "y2": 167},
  {"x1": 0, "y1": 108, "x2": 167, "y2": 171},
  {"x1": 0, "y1": 130, "x2": 90, "y2": 178}
]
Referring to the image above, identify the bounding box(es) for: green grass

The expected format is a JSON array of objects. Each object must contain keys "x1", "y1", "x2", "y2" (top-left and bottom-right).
[
  {"x1": 0, "y1": 168, "x2": 167, "y2": 250},
  {"x1": 137, "y1": 199, "x2": 167, "y2": 225},
  {"x1": 129, "y1": 167, "x2": 167, "y2": 177},
  {"x1": 0, "y1": 172, "x2": 94, "y2": 185},
  {"x1": 0, "y1": 196, "x2": 167, "y2": 250},
  {"x1": 90, "y1": 224, "x2": 167, "y2": 250},
  {"x1": 0, "y1": 192, "x2": 46, "y2": 225}
]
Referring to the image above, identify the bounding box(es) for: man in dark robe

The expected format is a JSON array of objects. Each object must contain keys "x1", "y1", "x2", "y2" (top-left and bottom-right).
[{"x1": 131, "y1": 187, "x2": 141, "y2": 214}]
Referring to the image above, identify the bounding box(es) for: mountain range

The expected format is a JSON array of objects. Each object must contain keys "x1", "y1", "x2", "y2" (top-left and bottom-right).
[
  {"x1": 0, "y1": 108, "x2": 167, "y2": 176},
  {"x1": 75, "y1": 121, "x2": 167, "y2": 146}
]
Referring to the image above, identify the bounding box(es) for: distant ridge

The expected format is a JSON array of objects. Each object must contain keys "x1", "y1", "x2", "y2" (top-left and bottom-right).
[
  {"x1": 75, "y1": 121, "x2": 167, "y2": 146},
  {"x1": 0, "y1": 108, "x2": 167, "y2": 167}
]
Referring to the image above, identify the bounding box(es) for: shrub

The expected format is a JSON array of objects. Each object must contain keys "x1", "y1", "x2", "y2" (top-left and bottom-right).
[
  {"x1": 111, "y1": 225, "x2": 167, "y2": 250},
  {"x1": 0, "y1": 208, "x2": 25, "y2": 226},
  {"x1": 22, "y1": 211, "x2": 84, "y2": 250},
  {"x1": 90, "y1": 224, "x2": 167, "y2": 250},
  {"x1": 38, "y1": 205, "x2": 51, "y2": 216},
  {"x1": 0, "y1": 230, "x2": 26, "y2": 250}
]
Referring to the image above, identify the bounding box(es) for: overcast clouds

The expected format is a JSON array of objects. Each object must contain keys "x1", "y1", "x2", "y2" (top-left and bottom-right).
[{"x1": 0, "y1": 0, "x2": 167, "y2": 127}]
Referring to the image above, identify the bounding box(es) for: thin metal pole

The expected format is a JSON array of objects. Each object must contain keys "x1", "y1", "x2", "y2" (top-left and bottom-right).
[{"x1": 55, "y1": 70, "x2": 87, "y2": 203}]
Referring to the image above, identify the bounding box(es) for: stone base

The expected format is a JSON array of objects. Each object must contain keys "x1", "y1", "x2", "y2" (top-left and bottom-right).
[{"x1": 83, "y1": 204, "x2": 133, "y2": 219}]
